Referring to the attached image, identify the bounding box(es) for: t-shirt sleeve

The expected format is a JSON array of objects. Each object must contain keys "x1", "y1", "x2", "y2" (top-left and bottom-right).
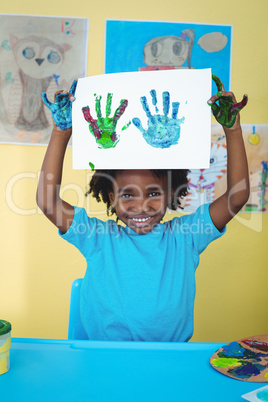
[
  {"x1": 58, "y1": 206, "x2": 103, "y2": 258},
  {"x1": 178, "y1": 203, "x2": 226, "y2": 255}
]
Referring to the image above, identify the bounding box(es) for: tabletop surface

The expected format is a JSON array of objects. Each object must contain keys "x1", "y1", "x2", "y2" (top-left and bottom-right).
[{"x1": 0, "y1": 338, "x2": 263, "y2": 402}]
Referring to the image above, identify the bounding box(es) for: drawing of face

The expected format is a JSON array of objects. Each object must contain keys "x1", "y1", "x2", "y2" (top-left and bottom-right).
[
  {"x1": 10, "y1": 34, "x2": 71, "y2": 79},
  {"x1": 109, "y1": 170, "x2": 170, "y2": 234},
  {"x1": 144, "y1": 36, "x2": 189, "y2": 67}
]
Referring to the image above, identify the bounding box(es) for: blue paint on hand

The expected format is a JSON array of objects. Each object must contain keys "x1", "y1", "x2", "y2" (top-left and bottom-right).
[
  {"x1": 132, "y1": 90, "x2": 185, "y2": 149},
  {"x1": 42, "y1": 80, "x2": 77, "y2": 130}
]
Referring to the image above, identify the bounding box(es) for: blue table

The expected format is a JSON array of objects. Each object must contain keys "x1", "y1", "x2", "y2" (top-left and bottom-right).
[{"x1": 0, "y1": 339, "x2": 261, "y2": 401}]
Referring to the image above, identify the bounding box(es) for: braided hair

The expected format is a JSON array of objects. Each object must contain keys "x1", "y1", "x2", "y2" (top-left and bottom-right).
[{"x1": 86, "y1": 169, "x2": 190, "y2": 216}]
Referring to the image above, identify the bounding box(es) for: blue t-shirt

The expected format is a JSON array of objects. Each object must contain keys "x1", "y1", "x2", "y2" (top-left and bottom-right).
[{"x1": 60, "y1": 203, "x2": 225, "y2": 342}]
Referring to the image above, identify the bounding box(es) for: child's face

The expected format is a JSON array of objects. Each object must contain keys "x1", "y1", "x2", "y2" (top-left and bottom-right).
[{"x1": 109, "y1": 170, "x2": 171, "y2": 234}]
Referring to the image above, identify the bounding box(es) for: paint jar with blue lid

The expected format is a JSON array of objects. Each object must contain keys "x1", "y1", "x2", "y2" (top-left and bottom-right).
[{"x1": 0, "y1": 320, "x2": 12, "y2": 375}]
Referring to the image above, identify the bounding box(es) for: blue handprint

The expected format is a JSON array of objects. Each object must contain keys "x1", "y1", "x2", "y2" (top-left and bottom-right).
[
  {"x1": 132, "y1": 90, "x2": 185, "y2": 149},
  {"x1": 42, "y1": 80, "x2": 77, "y2": 130}
]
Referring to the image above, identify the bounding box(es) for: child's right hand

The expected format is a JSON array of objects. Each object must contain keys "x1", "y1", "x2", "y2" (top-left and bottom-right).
[{"x1": 42, "y1": 80, "x2": 77, "y2": 131}]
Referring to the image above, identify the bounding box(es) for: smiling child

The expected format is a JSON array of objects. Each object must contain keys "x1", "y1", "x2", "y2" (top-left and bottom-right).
[{"x1": 37, "y1": 78, "x2": 249, "y2": 341}]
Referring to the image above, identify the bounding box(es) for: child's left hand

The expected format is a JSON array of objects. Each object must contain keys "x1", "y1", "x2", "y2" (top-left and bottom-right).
[
  {"x1": 42, "y1": 80, "x2": 77, "y2": 130},
  {"x1": 208, "y1": 75, "x2": 248, "y2": 130}
]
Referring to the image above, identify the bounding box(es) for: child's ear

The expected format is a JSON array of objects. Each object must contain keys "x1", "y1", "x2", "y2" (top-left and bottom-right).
[{"x1": 108, "y1": 192, "x2": 115, "y2": 204}]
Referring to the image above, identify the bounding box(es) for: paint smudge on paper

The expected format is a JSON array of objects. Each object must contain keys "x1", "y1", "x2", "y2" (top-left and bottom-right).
[
  {"x1": 132, "y1": 89, "x2": 185, "y2": 149},
  {"x1": 82, "y1": 93, "x2": 129, "y2": 149}
]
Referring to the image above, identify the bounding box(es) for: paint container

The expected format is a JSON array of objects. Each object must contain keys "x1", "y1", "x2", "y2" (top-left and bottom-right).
[
  {"x1": 0, "y1": 320, "x2": 12, "y2": 375},
  {"x1": 242, "y1": 385, "x2": 268, "y2": 401}
]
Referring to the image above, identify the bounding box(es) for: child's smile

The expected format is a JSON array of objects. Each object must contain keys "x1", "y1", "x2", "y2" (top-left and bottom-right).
[{"x1": 109, "y1": 170, "x2": 170, "y2": 234}]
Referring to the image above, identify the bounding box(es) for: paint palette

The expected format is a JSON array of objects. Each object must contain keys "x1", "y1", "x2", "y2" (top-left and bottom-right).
[{"x1": 210, "y1": 335, "x2": 268, "y2": 382}]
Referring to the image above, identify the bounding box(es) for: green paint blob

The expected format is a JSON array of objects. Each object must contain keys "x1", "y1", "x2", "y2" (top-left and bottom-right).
[
  {"x1": 211, "y1": 358, "x2": 242, "y2": 368},
  {"x1": 122, "y1": 121, "x2": 131, "y2": 131},
  {"x1": 89, "y1": 162, "x2": 95, "y2": 170}
]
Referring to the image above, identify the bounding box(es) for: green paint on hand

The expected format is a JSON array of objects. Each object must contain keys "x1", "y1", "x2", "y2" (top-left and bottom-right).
[
  {"x1": 211, "y1": 358, "x2": 242, "y2": 368},
  {"x1": 209, "y1": 74, "x2": 248, "y2": 128},
  {"x1": 212, "y1": 74, "x2": 223, "y2": 92},
  {"x1": 82, "y1": 93, "x2": 129, "y2": 149}
]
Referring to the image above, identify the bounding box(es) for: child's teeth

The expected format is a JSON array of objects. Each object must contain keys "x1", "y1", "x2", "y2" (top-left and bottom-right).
[{"x1": 133, "y1": 217, "x2": 149, "y2": 222}]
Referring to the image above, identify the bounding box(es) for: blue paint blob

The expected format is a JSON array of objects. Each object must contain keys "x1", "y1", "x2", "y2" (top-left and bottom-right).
[
  {"x1": 229, "y1": 362, "x2": 266, "y2": 379},
  {"x1": 257, "y1": 389, "x2": 268, "y2": 401},
  {"x1": 221, "y1": 342, "x2": 246, "y2": 357},
  {"x1": 133, "y1": 89, "x2": 185, "y2": 149}
]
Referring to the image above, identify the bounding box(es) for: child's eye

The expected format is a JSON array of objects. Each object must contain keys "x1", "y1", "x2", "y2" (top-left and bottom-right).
[
  {"x1": 149, "y1": 192, "x2": 161, "y2": 197},
  {"x1": 120, "y1": 193, "x2": 133, "y2": 199}
]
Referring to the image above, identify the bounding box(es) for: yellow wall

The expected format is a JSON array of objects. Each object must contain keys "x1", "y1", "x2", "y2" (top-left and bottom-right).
[{"x1": 1, "y1": 0, "x2": 267, "y2": 342}]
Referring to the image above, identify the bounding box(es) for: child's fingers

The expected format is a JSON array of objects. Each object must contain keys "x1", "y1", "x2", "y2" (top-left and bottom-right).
[
  {"x1": 207, "y1": 93, "x2": 220, "y2": 105},
  {"x1": 42, "y1": 92, "x2": 52, "y2": 108},
  {"x1": 212, "y1": 74, "x2": 224, "y2": 93},
  {"x1": 54, "y1": 90, "x2": 68, "y2": 102},
  {"x1": 69, "y1": 80, "x2": 77, "y2": 98},
  {"x1": 208, "y1": 90, "x2": 237, "y2": 105},
  {"x1": 230, "y1": 94, "x2": 248, "y2": 114}
]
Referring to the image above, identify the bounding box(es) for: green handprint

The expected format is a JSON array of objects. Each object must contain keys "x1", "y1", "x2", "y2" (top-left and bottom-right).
[
  {"x1": 82, "y1": 93, "x2": 129, "y2": 149},
  {"x1": 208, "y1": 75, "x2": 248, "y2": 128}
]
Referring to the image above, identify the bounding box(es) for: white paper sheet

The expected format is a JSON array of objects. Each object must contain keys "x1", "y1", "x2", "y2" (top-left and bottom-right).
[{"x1": 72, "y1": 68, "x2": 212, "y2": 169}]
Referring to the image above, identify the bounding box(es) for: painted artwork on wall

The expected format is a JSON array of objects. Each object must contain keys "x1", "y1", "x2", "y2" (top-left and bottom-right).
[
  {"x1": 72, "y1": 68, "x2": 212, "y2": 169},
  {"x1": 0, "y1": 14, "x2": 88, "y2": 145},
  {"x1": 105, "y1": 20, "x2": 232, "y2": 94},
  {"x1": 182, "y1": 124, "x2": 268, "y2": 213}
]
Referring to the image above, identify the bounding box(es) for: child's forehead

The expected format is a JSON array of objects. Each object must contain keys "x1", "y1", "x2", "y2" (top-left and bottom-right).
[{"x1": 114, "y1": 169, "x2": 167, "y2": 186}]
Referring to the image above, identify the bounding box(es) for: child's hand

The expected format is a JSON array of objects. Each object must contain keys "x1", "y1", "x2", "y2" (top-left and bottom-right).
[
  {"x1": 42, "y1": 80, "x2": 77, "y2": 130},
  {"x1": 208, "y1": 75, "x2": 248, "y2": 130}
]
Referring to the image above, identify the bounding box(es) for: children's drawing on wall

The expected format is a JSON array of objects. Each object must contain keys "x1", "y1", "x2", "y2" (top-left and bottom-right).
[
  {"x1": 105, "y1": 20, "x2": 232, "y2": 93},
  {"x1": 182, "y1": 124, "x2": 268, "y2": 213},
  {"x1": 72, "y1": 69, "x2": 212, "y2": 170},
  {"x1": 0, "y1": 14, "x2": 88, "y2": 145}
]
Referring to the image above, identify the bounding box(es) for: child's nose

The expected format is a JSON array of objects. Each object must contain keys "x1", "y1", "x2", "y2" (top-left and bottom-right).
[{"x1": 132, "y1": 196, "x2": 150, "y2": 212}]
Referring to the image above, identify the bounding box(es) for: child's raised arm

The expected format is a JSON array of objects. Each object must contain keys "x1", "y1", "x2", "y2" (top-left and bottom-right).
[
  {"x1": 36, "y1": 81, "x2": 77, "y2": 234},
  {"x1": 208, "y1": 76, "x2": 249, "y2": 231}
]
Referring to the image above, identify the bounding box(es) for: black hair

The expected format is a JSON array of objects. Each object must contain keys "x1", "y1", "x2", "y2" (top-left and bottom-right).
[{"x1": 86, "y1": 169, "x2": 190, "y2": 216}]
